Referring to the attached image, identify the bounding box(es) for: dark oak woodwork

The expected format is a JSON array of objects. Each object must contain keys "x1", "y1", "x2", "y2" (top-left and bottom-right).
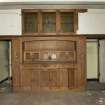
[{"x1": 12, "y1": 36, "x2": 86, "y2": 91}]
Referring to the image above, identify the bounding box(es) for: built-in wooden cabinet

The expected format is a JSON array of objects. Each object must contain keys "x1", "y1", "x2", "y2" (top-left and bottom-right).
[
  {"x1": 11, "y1": 9, "x2": 86, "y2": 92},
  {"x1": 22, "y1": 10, "x2": 78, "y2": 35},
  {"x1": 12, "y1": 36, "x2": 86, "y2": 92}
]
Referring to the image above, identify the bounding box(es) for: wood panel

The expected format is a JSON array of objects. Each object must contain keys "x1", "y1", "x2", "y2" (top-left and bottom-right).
[
  {"x1": 12, "y1": 38, "x2": 22, "y2": 91},
  {"x1": 20, "y1": 69, "x2": 32, "y2": 91}
]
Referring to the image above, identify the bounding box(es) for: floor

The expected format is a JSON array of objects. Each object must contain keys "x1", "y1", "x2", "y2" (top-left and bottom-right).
[
  {"x1": 0, "y1": 81, "x2": 105, "y2": 105},
  {"x1": 87, "y1": 81, "x2": 105, "y2": 90},
  {"x1": 0, "y1": 91, "x2": 105, "y2": 105}
]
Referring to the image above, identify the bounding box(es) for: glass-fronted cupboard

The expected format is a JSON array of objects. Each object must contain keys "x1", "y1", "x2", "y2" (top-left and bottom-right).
[{"x1": 22, "y1": 10, "x2": 78, "y2": 35}]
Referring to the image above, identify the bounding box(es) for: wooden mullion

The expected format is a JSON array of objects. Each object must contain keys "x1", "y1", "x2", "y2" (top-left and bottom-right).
[
  {"x1": 22, "y1": 12, "x2": 25, "y2": 34},
  {"x1": 38, "y1": 10, "x2": 43, "y2": 33},
  {"x1": 56, "y1": 10, "x2": 61, "y2": 33},
  {"x1": 73, "y1": 11, "x2": 78, "y2": 33}
]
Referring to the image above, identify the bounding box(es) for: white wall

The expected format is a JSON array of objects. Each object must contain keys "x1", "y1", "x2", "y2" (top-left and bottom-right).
[
  {"x1": 77, "y1": 9, "x2": 105, "y2": 34},
  {"x1": 0, "y1": 9, "x2": 21, "y2": 35}
]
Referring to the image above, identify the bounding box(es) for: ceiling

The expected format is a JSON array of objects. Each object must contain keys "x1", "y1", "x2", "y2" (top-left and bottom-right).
[{"x1": 0, "y1": 1, "x2": 105, "y2": 9}]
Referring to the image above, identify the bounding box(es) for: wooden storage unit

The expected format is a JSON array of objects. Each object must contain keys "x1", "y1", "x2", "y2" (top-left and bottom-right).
[
  {"x1": 12, "y1": 36, "x2": 86, "y2": 91},
  {"x1": 11, "y1": 9, "x2": 86, "y2": 92}
]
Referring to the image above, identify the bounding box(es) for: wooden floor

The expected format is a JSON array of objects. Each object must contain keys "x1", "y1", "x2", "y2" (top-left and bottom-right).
[{"x1": 0, "y1": 91, "x2": 105, "y2": 105}]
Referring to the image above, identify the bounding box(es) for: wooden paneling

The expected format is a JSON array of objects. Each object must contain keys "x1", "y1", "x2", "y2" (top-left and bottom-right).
[
  {"x1": 24, "y1": 40, "x2": 75, "y2": 51},
  {"x1": 12, "y1": 36, "x2": 86, "y2": 91},
  {"x1": 12, "y1": 38, "x2": 22, "y2": 91}
]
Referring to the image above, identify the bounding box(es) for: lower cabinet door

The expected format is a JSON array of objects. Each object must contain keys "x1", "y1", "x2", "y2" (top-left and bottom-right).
[
  {"x1": 59, "y1": 69, "x2": 68, "y2": 89},
  {"x1": 31, "y1": 70, "x2": 40, "y2": 90},
  {"x1": 39, "y1": 70, "x2": 50, "y2": 90},
  {"x1": 20, "y1": 70, "x2": 32, "y2": 91},
  {"x1": 49, "y1": 70, "x2": 60, "y2": 89},
  {"x1": 49, "y1": 69, "x2": 68, "y2": 90}
]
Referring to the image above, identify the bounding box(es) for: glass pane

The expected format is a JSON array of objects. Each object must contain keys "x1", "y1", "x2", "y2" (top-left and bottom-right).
[
  {"x1": 42, "y1": 13, "x2": 56, "y2": 32},
  {"x1": 43, "y1": 23, "x2": 55, "y2": 32},
  {"x1": 24, "y1": 13, "x2": 38, "y2": 33},
  {"x1": 61, "y1": 23, "x2": 74, "y2": 32},
  {"x1": 61, "y1": 13, "x2": 74, "y2": 32}
]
